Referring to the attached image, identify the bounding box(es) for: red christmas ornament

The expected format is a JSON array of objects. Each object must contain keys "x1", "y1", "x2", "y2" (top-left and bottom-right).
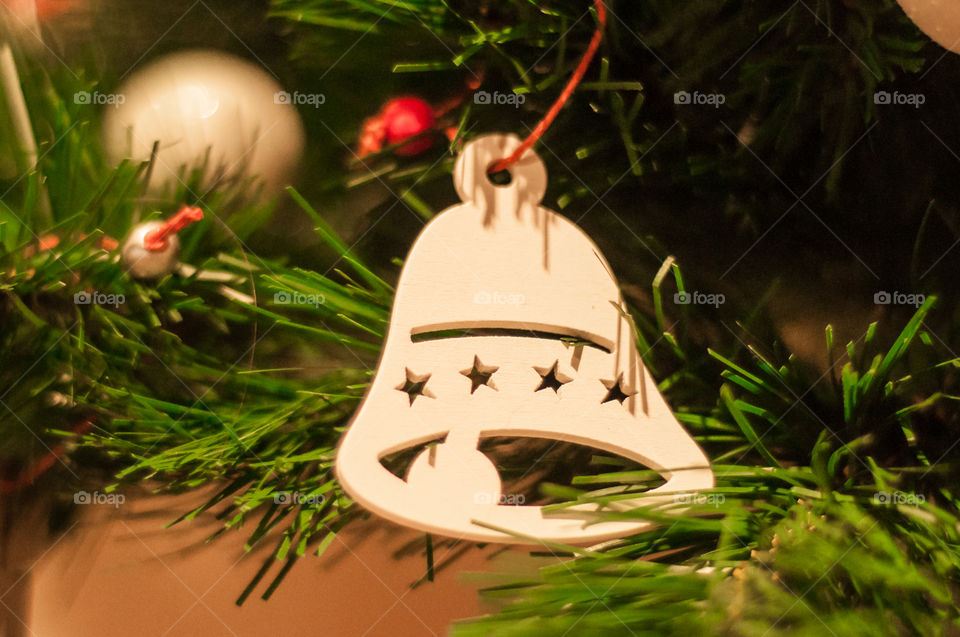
[
  {"x1": 358, "y1": 96, "x2": 435, "y2": 157},
  {"x1": 383, "y1": 97, "x2": 434, "y2": 155}
]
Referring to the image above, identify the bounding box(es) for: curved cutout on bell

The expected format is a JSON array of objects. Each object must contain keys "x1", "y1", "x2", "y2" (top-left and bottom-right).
[
  {"x1": 337, "y1": 422, "x2": 712, "y2": 543},
  {"x1": 411, "y1": 324, "x2": 613, "y2": 353},
  {"x1": 380, "y1": 433, "x2": 669, "y2": 503},
  {"x1": 373, "y1": 430, "x2": 453, "y2": 461},
  {"x1": 378, "y1": 433, "x2": 449, "y2": 479}
]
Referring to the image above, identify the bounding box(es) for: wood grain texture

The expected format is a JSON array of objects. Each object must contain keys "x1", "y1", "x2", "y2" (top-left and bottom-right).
[{"x1": 336, "y1": 134, "x2": 713, "y2": 544}]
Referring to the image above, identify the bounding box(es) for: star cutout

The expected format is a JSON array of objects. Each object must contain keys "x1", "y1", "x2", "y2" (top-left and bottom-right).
[
  {"x1": 533, "y1": 361, "x2": 572, "y2": 393},
  {"x1": 396, "y1": 368, "x2": 434, "y2": 405},
  {"x1": 601, "y1": 374, "x2": 636, "y2": 405},
  {"x1": 460, "y1": 356, "x2": 499, "y2": 393}
]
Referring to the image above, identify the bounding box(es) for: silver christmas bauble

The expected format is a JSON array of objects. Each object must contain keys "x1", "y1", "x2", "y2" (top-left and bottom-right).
[{"x1": 103, "y1": 50, "x2": 306, "y2": 198}]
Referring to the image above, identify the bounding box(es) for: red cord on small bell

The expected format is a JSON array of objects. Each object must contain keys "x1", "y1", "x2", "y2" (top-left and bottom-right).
[
  {"x1": 122, "y1": 205, "x2": 205, "y2": 279},
  {"x1": 143, "y1": 205, "x2": 204, "y2": 252}
]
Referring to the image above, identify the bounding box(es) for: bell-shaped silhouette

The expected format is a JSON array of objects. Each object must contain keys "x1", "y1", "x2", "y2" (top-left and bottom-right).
[{"x1": 336, "y1": 134, "x2": 713, "y2": 543}]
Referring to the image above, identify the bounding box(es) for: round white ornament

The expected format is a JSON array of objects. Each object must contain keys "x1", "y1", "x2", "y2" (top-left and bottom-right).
[
  {"x1": 335, "y1": 134, "x2": 713, "y2": 544},
  {"x1": 898, "y1": 0, "x2": 960, "y2": 53},
  {"x1": 102, "y1": 50, "x2": 305, "y2": 197},
  {"x1": 121, "y1": 220, "x2": 181, "y2": 279}
]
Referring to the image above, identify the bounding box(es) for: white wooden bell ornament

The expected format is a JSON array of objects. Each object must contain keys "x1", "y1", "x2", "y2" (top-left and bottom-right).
[{"x1": 336, "y1": 134, "x2": 713, "y2": 544}]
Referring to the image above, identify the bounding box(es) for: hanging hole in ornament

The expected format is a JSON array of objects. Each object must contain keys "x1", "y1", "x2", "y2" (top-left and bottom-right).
[{"x1": 486, "y1": 164, "x2": 513, "y2": 186}]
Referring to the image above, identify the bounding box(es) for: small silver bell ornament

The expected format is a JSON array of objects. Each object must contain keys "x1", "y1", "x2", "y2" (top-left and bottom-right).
[
  {"x1": 336, "y1": 134, "x2": 713, "y2": 543},
  {"x1": 121, "y1": 206, "x2": 203, "y2": 279}
]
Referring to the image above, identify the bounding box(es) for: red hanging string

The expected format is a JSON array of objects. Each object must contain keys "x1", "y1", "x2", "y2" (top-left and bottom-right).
[
  {"x1": 144, "y1": 205, "x2": 204, "y2": 252},
  {"x1": 487, "y1": 0, "x2": 607, "y2": 175}
]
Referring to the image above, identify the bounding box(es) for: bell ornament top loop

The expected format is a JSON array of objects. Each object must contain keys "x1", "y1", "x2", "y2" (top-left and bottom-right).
[{"x1": 453, "y1": 134, "x2": 547, "y2": 222}]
